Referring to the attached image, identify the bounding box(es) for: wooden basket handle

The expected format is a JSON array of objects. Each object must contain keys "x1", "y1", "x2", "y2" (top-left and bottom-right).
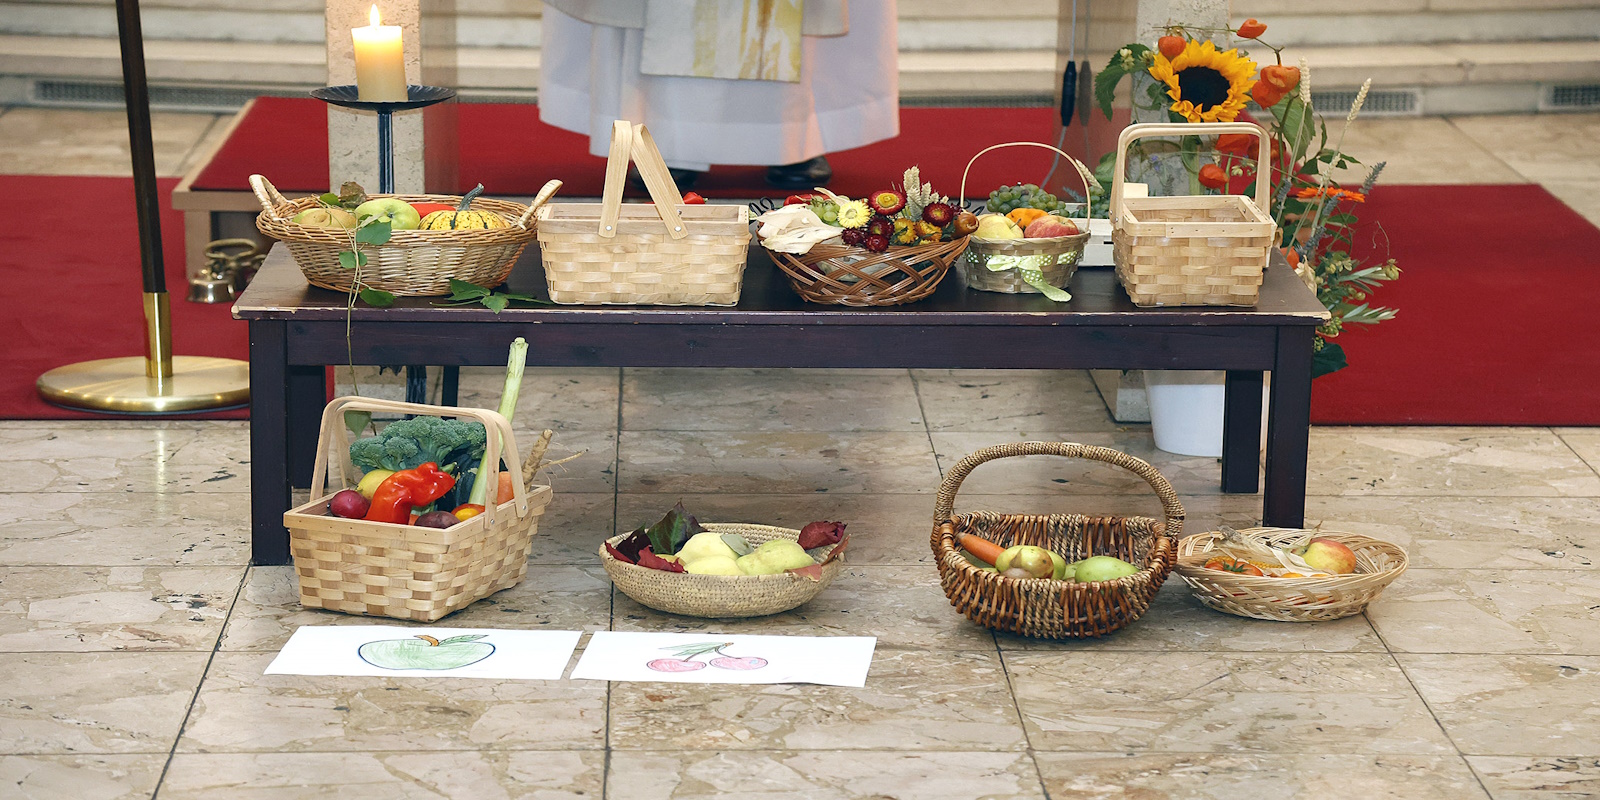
[
  {"x1": 1108, "y1": 122, "x2": 1271, "y2": 224},
  {"x1": 311, "y1": 396, "x2": 529, "y2": 526},
  {"x1": 596, "y1": 121, "x2": 689, "y2": 240},
  {"x1": 516, "y1": 179, "x2": 564, "y2": 229},
  {"x1": 249, "y1": 174, "x2": 291, "y2": 219},
  {"x1": 933, "y1": 441, "x2": 1185, "y2": 536},
  {"x1": 959, "y1": 142, "x2": 1100, "y2": 230}
]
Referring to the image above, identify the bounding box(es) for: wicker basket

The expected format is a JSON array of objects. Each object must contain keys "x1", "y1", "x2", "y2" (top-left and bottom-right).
[
  {"x1": 1110, "y1": 122, "x2": 1276, "y2": 307},
  {"x1": 282, "y1": 397, "x2": 554, "y2": 622},
  {"x1": 536, "y1": 121, "x2": 750, "y2": 306},
  {"x1": 1173, "y1": 527, "x2": 1409, "y2": 622},
  {"x1": 931, "y1": 442, "x2": 1184, "y2": 638},
  {"x1": 767, "y1": 236, "x2": 969, "y2": 307},
  {"x1": 600, "y1": 523, "x2": 847, "y2": 618},
  {"x1": 957, "y1": 142, "x2": 1095, "y2": 296},
  {"x1": 251, "y1": 174, "x2": 561, "y2": 297}
]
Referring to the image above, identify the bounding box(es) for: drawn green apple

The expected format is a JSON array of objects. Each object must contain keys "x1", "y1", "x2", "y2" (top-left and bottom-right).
[{"x1": 358, "y1": 634, "x2": 494, "y2": 670}]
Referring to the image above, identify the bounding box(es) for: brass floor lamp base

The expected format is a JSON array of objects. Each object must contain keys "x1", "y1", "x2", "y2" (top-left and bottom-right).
[{"x1": 38, "y1": 356, "x2": 250, "y2": 414}]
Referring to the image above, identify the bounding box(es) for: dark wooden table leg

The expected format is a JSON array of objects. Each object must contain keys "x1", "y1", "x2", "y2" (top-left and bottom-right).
[
  {"x1": 248, "y1": 320, "x2": 292, "y2": 566},
  {"x1": 1263, "y1": 327, "x2": 1315, "y2": 527},
  {"x1": 287, "y1": 364, "x2": 326, "y2": 490},
  {"x1": 1221, "y1": 370, "x2": 1264, "y2": 493},
  {"x1": 441, "y1": 365, "x2": 460, "y2": 406}
]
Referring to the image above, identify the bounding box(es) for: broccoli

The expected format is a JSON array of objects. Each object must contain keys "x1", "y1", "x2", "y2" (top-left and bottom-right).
[{"x1": 349, "y1": 416, "x2": 487, "y2": 478}]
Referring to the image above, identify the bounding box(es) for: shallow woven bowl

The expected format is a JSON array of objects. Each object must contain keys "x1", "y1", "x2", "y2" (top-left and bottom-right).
[
  {"x1": 599, "y1": 523, "x2": 846, "y2": 618},
  {"x1": 1173, "y1": 527, "x2": 1409, "y2": 622}
]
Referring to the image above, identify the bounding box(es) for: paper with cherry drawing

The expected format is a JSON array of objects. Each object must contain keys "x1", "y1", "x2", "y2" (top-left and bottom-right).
[
  {"x1": 264, "y1": 626, "x2": 581, "y2": 680},
  {"x1": 570, "y1": 631, "x2": 877, "y2": 687}
]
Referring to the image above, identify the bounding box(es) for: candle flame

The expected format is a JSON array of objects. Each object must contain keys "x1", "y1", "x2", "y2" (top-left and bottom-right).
[{"x1": 369, "y1": 4, "x2": 381, "y2": 26}]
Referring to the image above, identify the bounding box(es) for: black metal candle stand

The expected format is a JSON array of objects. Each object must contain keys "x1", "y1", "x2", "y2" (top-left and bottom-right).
[{"x1": 310, "y1": 84, "x2": 456, "y2": 194}]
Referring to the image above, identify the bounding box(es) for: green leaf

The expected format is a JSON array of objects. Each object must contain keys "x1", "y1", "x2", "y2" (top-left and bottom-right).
[
  {"x1": 1276, "y1": 96, "x2": 1317, "y2": 166},
  {"x1": 496, "y1": 291, "x2": 542, "y2": 303},
  {"x1": 720, "y1": 533, "x2": 754, "y2": 557},
  {"x1": 447, "y1": 278, "x2": 491, "y2": 300},
  {"x1": 358, "y1": 287, "x2": 396, "y2": 307},
  {"x1": 337, "y1": 181, "x2": 367, "y2": 208},
  {"x1": 1093, "y1": 45, "x2": 1150, "y2": 121},
  {"x1": 318, "y1": 192, "x2": 341, "y2": 207},
  {"x1": 643, "y1": 502, "x2": 704, "y2": 555},
  {"x1": 343, "y1": 410, "x2": 372, "y2": 435},
  {"x1": 337, "y1": 250, "x2": 367, "y2": 270},
  {"x1": 1311, "y1": 341, "x2": 1348, "y2": 378},
  {"x1": 355, "y1": 219, "x2": 392, "y2": 245},
  {"x1": 437, "y1": 634, "x2": 488, "y2": 645},
  {"x1": 481, "y1": 294, "x2": 510, "y2": 313}
]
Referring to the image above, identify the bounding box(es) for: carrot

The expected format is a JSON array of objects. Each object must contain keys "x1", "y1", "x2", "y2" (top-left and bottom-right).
[
  {"x1": 496, "y1": 471, "x2": 515, "y2": 504},
  {"x1": 954, "y1": 532, "x2": 1005, "y2": 566}
]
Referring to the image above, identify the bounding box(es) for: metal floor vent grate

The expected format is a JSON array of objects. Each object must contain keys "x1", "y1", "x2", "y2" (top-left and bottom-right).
[
  {"x1": 30, "y1": 80, "x2": 303, "y2": 112},
  {"x1": 901, "y1": 94, "x2": 1053, "y2": 108},
  {"x1": 1544, "y1": 84, "x2": 1600, "y2": 110},
  {"x1": 1311, "y1": 87, "x2": 1420, "y2": 117}
]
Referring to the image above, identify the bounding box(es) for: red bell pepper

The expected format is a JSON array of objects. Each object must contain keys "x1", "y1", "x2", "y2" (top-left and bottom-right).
[
  {"x1": 682, "y1": 191, "x2": 706, "y2": 204},
  {"x1": 784, "y1": 193, "x2": 825, "y2": 206},
  {"x1": 364, "y1": 462, "x2": 456, "y2": 523}
]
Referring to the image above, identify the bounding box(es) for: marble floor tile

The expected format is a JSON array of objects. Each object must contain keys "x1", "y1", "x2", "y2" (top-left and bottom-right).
[
  {"x1": 1400, "y1": 654, "x2": 1600, "y2": 757},
  {"x1": 219, "y1": 565, "x2": 610, "y2": 652},
  {"x1": 1450, "y1": 113, "x2": 1600, "y2": 184},
  {"x1": 1467, "y1": 755, "x2": 1600, "y2": 799},
  {"x1": 607, "y1": 649, "x2": 1027, "y2": 751},
  {"x1": 1369, "y1": 569, "x2": 1600, "y2": 655},
  {"x1": 0, "y1": 107, "x2": 219, "y2": 177},
  {"x1": 607, "y1": 750, "x2": 1047, "y2": 800},
  {"x1": 0, "y1": 566, "x2": 242, "y2": 652},
  {"x1": 1556, "y1": 431, "x2": 1600, "y2": 475},
  {"x1": 526, "y1": 492, "x2": 616, "y2": 565},
  {"x1": 158, "y1": 750, "x2": 605, "y2": 799},
  {"x1": 618, "y1": 431, "x2": 942, "y2": 495},
  {"x1": 455, "y1": 366, "x2": 622, "y2": 432},
  {"x1": 914, "y1": 370, "x2": 1119, "y2": 433},
  {"x1": 1004, "y1": 651, "x2": 1455, "y2": 754},
  {"x1": 1304, "y1": 495, "x2": 1600, "y2": 570},
  {"x1": 0, "y1": 492, "x2": 249, "y2": 566},
  {"x1": 515, "y1": 429, "x2": 616, "y2": 495},
  {"x1": 0, "y1": 652, "x2": 210, "y2": 754},
  {"x1": 178, "y1": 652, "x2": 607, "y2": 753},
  {"x1": 1542, "y1": 181, "x2": 1600, "y2": 228},
  {"x1": 929, "y1": 431, "x2": 1227, "y2": 497},
  {"x1": 1033, "y1": 752, "x2": 1489, "y2": 800},
  {"x1": 623, "y1": 368, "x2": 926, "y2": 431},
  {"x1": 996, "y1": 581, "x2": 1386, "y2": 654},
  {"x1": 0, "y1": 754, "x2": 166, "y2": 800},
  {"x1": 0, "y1": 426, "x2": 247, "y2": 493},
  {"x1": 1331, "y1": 116, "x2": 1525, "y2": 185},
  {"x1": 1305, "y1": 428, "x2": 1600, "y2": 497},
  {"x1": 612, "y1": 565, "x2": 996, "y2": 650}
]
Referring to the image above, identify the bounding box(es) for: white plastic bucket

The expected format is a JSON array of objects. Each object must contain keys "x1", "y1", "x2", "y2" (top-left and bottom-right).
[{"x1": 1144, "y1": 370, "x2": 1227, "y2": 457}]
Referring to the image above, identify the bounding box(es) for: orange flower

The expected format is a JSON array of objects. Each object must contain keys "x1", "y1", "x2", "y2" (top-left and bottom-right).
[
  {"x1": 1237, "y1": 18, "x2": 1267, "y2": 38},
  {"x1": 1198, "y1": 164, "x2": 1229, "y2": 189},
  {"x1": 1295, "y1": 186, "x2": 1366, "y2": 203}
]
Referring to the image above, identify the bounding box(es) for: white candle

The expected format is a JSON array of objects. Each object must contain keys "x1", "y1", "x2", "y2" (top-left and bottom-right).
[{"x1": 352, "y1": 5, "x2": 406, "y2": 102}]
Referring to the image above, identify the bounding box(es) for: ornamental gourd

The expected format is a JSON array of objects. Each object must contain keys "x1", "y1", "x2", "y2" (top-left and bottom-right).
[{"x1": 418, "y1": 184, "x2": 508, "y2": 230}]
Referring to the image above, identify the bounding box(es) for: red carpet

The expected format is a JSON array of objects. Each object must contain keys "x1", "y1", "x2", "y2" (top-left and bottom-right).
[
  {"x1": 1310, "y1": 183, "x2": 1600, "y2": 425},
  {"x1": 0, "y1": 176, "x2": 248, "y2": 420},
  {"x1": 195, "y1": 97, "x2": 1064, "y2": 200}
]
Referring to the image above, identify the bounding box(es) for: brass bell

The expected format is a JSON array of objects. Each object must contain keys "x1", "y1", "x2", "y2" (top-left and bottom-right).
[{"x1": 188, "y1": 238, "x2": 266, "y2": 303}]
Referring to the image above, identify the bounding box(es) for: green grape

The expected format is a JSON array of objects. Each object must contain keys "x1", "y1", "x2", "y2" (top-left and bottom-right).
[{"x1": 822, "y1": 209, "x2": 839, "y2": 224}]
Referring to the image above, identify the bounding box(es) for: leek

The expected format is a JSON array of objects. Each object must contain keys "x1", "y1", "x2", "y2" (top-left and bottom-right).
[{"x1": 467, "y1": 337, "x2": 528, "y2": 505}]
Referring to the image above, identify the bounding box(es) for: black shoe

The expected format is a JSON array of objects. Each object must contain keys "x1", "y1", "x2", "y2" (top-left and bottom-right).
[
  {"x1": 629, "y1": 166, "x2": 701, "y2": 192},
  {"x1": 765, "y1": 156, "x2": 832, "y2": 190}
]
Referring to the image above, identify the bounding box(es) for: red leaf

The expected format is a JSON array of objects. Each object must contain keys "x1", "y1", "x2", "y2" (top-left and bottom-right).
[
  {"x1": 636, "y1": 551, "x2": 686, "y2": 573},
  {"x1": 821, "y1": 535, "x2": 850, "y2": 566},
  {"x1": 604, "y1": 542, "x2": 635, "y2": 564},
  {"x1": 786, "y1": 563, "x2": 824, "y2": 581},
  {"x1": 798, "y1": 520, "x2": 846, "y2": 550},
  {"x1": 616, "y1": 528, "x2": 652, "y2": 562}
]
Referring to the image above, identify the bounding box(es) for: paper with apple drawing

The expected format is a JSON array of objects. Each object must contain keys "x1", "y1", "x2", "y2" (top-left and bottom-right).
[
  {"x1": 265, "y1": 626, "x2": 581, "y2": 680},
  {"x1": 571, "y1": 631, "x2": 876, "y2": 687}
]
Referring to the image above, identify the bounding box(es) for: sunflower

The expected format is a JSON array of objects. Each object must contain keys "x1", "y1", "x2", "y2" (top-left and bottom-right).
[{"x1": 1148, "y1": 39, "x2": 1257, "y2": 123}]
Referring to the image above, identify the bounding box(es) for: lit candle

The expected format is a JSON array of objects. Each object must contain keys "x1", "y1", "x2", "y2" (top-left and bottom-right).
[{"x1": 352, "y1": 4, "x2": 406, "y2": 102}]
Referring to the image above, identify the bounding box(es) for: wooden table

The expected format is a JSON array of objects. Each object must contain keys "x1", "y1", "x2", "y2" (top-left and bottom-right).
[{"x1": 236, "y1": 246, "x2": 1328, "y2": 566}]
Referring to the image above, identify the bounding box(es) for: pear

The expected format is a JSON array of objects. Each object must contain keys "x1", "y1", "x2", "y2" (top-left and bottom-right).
[
  {"x1": 678, "y1": 531, "x2": 738, "y2": 564},
  {"x1": 994, "y1": 545, "x2": 1055, "y2": 579},
  {"x1": 1073, "y1": 555, "x2": 1139, "y2": 583},
  {"x1": 682, "y1": 555, "x2": 743, "y2": 576},
  {"x1": 736, "y1": 540, "x2": 816, "y2": 576}
]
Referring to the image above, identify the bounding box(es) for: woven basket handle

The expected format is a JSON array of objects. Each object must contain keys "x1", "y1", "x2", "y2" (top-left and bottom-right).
[
  {"x1": 249, "y1": 174, "x2": 292, "y2": 219},
  {"x1": 515, "y1": 179, "x2": 564, "y2": 229},
  {"x1": 958, "y1": 142, "x2": 1099, "y2": 230},
  {"x1": 933, "y1": 441, "x2": 1184, "y2": 536},
  {"x1": 1108, "y1": 122, "x2": 1271, "y2": 224},
  {"x1": 311, "y1": 396, "x2": 528, "y2": 525},
  {"x1": 597, "y1": 121, "x2": 689, "y2": 240}
]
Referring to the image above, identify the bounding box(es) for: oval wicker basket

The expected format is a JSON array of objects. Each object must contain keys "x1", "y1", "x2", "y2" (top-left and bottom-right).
[
  {"x1": 931, "y1": 442, "x2": 1184, "y2": 639},
  {"x1": 600, "y1": 523, "x2": 846, "y2": 618},
  {"x1": 1173, "y1": 527, "x2": 1409, "y2": 622},
  {"x1": 766, "y1": 233, "x2": 970, "y2": 307},
  {"x1": 957, "y1": 142, "x2": 1095, "y2": 296},
  {"x1": 251, "y1": 174, "x2": 562, "y2": 297}
]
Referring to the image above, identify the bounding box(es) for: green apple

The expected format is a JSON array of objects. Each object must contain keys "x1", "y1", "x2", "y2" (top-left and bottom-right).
[
  {"x1": 1072, "y1": 555, "x2": 1139, "y2": 583},
  {"x1": 683, "y1": 555, "x2": 743, "y2": 576},
  {"x1": 353, "y1": 197, "x2": 422, "y2": 230},
  {"x1": 995, "y1": 545, "x2": 1055, "y2": 579},
  {"x1": 974, "y1": 213, "x2": 1022, "y2": 240},
  {"x1": 736, "y1": 540, "x2": 816, "y2": 576},
  {"x1": 357, "y1": 634, "x2": 493, "y2": 670},
  {"x1": 1047, "y1": 550, "x2": 1072, "y2": 580},
  {"x1": 678, "y1": 531, "x2": 739, "y2": 564}
]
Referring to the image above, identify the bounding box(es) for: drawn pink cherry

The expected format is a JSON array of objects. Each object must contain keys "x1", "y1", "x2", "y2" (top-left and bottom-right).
[
  {"x1": 710, "y1": 655, "x2": 768, "y2": 670},
  {"x1": 646, "y1": 658, "x2": 707, "y2": 673}
]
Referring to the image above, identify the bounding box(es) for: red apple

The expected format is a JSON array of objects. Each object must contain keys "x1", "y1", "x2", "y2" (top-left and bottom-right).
[
  {"x1": 1023, "y1": 215, "x2": 1081, "y2": 239},
  {"x1": 327, "y1": 489, "x2": 369, "y2": 519},
  {"x1": 1295, "y1": 538, "x2": 1357, "y2": 574}
]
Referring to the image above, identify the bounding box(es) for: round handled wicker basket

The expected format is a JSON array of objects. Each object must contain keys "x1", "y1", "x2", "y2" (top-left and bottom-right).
[
  {"x1": 1173, "y1": 527, "x2": 1409, "y2": 622},
  {"x1": 931, "y1": 442, "x2": 1184, "y2": 639},
  {"x1": 600, "y1": 523, "x2": 847, "y2": 618},
  {"x1": 957, "y1": 142, "x2": 1095, "y2": 296},
  {"x1": 251, "y1": 174, "x2": 561, "y2": 297}
]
